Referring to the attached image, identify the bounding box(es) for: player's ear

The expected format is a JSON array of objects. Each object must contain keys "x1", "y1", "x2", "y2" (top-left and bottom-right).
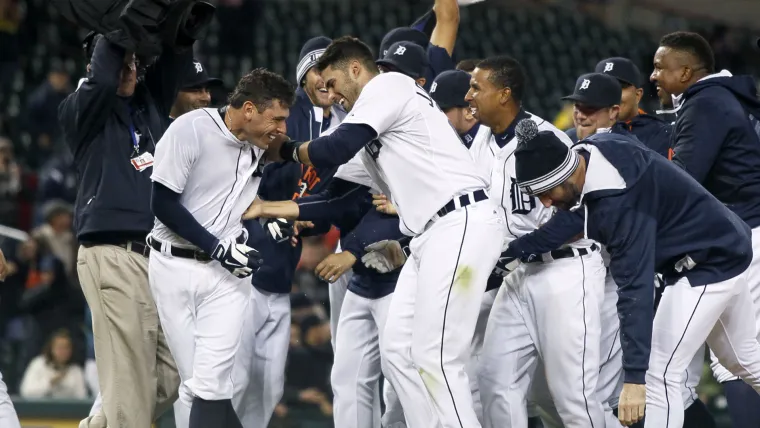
[
  {"x1": 635, "y1": 88, "x2": 644, "y2": 104},
  {"x1": 499, "y1": 87, "x2": 512, "y2": 105},
  {"x1": 609, "y1": 105, "x2": 621, "y2": 122},
  {"x1": 349, "y1": 60, "x2": 362, "y2": 79}
]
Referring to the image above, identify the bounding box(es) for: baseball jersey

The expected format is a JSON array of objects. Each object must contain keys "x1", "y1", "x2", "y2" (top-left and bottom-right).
[
  {"x1": 342, "y1": 72, "x2": 489, "y2": 235},
  {"x1": 471, "y1": 112, "x2": 595, "y2": 250},
  {"x1": 150, "y1": 108, "x2": 265, "y2": 248}
]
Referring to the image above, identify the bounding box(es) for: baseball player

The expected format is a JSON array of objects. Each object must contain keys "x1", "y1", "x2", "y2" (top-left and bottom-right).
[
  {"x1": 463, "y1": 56, "x2": 609, "y2": 428},
  {"x1": 379, "y1": 0, "x2": 459, "y2": 90},
  {"x1": 428, "y1": 68, "x2": 506, "y2": 425},
  {"x1": 0, "y1": 250, "x2": 20, "y2": 428},
  {"x1": 512, "y1": 98, "x2": 760, "y2": 428},
  {"x1": 651, "y1": 31, "x2": 760, "y2": 427},
  {"x1": 147, "y1": 69, "x2": 294, "y2": 428},
  {"x1": 273, "y1": 36, "x2": 504, "y2": 428},
  {"x1": 169, "y1": 59, "x2": 223, "y2": 120},
  {"x1": 223, "y1": 36, "x2": 349, "y2": 428}
]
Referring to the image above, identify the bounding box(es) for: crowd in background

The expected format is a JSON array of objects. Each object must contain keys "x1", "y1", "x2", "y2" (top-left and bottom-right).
[{"x1": 0, "y1": 0, "x2": 757, "y2": 425}]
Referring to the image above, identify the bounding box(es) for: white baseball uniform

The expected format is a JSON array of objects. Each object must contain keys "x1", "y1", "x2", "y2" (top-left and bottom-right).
[
  {"x1": 0, "y1": 372, "x2": 20, "y2": 428},
  {"x1": 329, "y1": 72, "x2": 503, "y2": 428},
  {"x1": 147, "y1": 108, "x2": 264, "y2": 426},
  {"x1": 472, "y1": 114, "x2": 608, "y2": 428}
]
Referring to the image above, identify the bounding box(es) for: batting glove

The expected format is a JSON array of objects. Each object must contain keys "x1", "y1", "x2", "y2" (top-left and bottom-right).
[
  {"x1": 265, "y1": 218, "x2": 295, "y2": 243},
  {"x1": 211, "y1": 238, "x2": 263, "y2": 278},
  {"x1": 492, "y1": 251, "x2": 520, "y2": 277},
  {"x1": 362, "y1": 239, "x2": 410, "y2": 274}
]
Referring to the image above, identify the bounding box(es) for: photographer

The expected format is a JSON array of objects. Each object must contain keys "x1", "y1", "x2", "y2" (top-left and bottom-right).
[{"x1": 58, "y1": 34, "x2": 191, "y2": 428}]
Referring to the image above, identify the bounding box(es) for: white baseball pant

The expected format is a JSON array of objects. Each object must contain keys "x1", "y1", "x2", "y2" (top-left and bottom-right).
[
  {"x1": 381, "y1": 202, "x2": 504, "y2": 428},
  {"x1": 645, "y1": 271, "x2": 760, "y2": 427},
  {"x1": 598, "y1": 272, "x2": 624, "y2": 428},
  {"x1": 711, "y1": 227, "x2": 760, "y2": 383},
  {"x1": 0, "y1": 371, "x2": 19, "y2": 428},
  {"x1": 479, "y1": 251, "x2": 607, "y2": 428},
  {"x1": 148, "y1": 245, "x2": 251, "y2": 423},
  {"x1": 332, "y1": 291, "x2": 404, "y2": 428},
  {"x1": 468, "y1": 287, "x2": 498, "y2": 424}
]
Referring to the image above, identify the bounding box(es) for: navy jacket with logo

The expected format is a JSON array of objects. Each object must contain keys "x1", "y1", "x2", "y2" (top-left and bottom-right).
[
  {"x1": 576, "y1": 131, "x2": 751, "y2": 385},
  {"x1": 671, "y1": 74, "x2": 760, "y2": 228}
]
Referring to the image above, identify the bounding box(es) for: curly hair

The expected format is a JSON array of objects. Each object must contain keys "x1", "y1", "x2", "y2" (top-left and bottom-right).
[{"x1": 228, "y1": 68, "x2": 296, "y2": 111}]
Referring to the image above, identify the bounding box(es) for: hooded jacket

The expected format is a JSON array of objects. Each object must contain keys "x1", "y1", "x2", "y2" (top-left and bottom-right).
[
  {"x1": 575, "y1": 130, "x2": 752, "y2": 384},
  {"x1": 612, "y1": 113, "x2": 672, "y2": 158},
  {"x1": 671, "y1": 72, "x2": 760, "y2": 228}
]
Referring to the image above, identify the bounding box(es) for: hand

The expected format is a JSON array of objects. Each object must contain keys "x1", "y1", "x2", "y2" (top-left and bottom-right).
[
  {"x1": 618, "y1": 383, "x2": 646, "y2": 426},
  {"x1": 290, "y1": 221, "x2": 315, "y2": 247},
  {"x1": 50, "y1": 370, "x2": 66, "y2": 386},
  {"x1": 243, "y1": 198, "x2": 263, "y2": 220},
  {"x1": 492, "y1": 251, "x2": 519, "y2": 277},
  {"x1": 211, "y1": 238, "x2": 263, "y2": 278},
  {"x1": 266, "y1": 218, "x2": 295, "y2": 243},
  {"x1": 0, "y1": 249, "x2": 7, "y2": 282},
  {"x1": 362, "y1": 240, "x2": 407, "y2": 273},
  {"x1": 315, "y1": 251, "x2": 356, "y2": 283},
  {"x1": 298, "y1": 387, "x2": 325, "y2": 404},
  {"x1": 273, "y1": 403, "x2": 288, "y2": 418},
  {"x1": 372, "y1": 194, "x2": 397, "y2": 215}
]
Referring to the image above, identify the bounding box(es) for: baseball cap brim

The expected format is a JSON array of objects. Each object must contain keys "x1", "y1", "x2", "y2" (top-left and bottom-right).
[
  {"x1": 376, "y1": 59, "x2": 421, "y2": 79},
  {"x1": 560, "y1": 94, "x2": 611, "y2": 109},
  {"x1": 183, "y1": 77, "x2": 224, "y2": 89}
]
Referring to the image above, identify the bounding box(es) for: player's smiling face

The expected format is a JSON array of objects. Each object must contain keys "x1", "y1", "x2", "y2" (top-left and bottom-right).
[
  {"x1": 464, "y1": 67, "x2": 502, "y2": 128},
  {"x1": 573, "y1": 103, "x2": 619, "y2": 140},
  {"x1": 243, "y1": 99, "x2": 290, "y2": 149},
  {"x1": 650, "y1": 46, "x2": 690, "y2": 98},
  {"x1": 321, "y1": 63, "x2": 363, "y2": 112},
  {"x1": 304, "y1": 68, "x2": 333, "y2": 108}
]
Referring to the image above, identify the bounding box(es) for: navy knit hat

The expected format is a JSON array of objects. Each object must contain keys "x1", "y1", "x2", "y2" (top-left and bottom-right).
[
  {"x1": 296, "y1": 36, "x2": 332, "y2": 85},
  {"x1": 514, "y1": 120, "x2": 579, "y2": 196},
  {"x1": 379, "y1": 28, "x2": 429, "y2": 59}
]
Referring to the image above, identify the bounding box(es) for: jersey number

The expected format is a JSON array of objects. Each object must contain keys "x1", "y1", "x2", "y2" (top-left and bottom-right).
[
  {"x1": 365, "y1": 139, "x2": 382, "y2": 161},
  {"x1": 510, "y1": 177, "x2": 536, "y2": 215}
]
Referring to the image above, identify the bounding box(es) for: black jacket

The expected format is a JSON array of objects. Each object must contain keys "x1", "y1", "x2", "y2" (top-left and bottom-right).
[
  {"x1": 59, "y1": 37, "x2": 190, "y2": 241},
  {"x1": 672, "y1": 74, "x2": 760, "y2": 228}
]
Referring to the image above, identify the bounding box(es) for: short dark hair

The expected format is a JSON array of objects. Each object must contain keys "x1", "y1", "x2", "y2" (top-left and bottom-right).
[
  {"x1": 659, "y1": 31, "x2": 715, "y2": 74},
  {"x1": 315, "y1": 36, "x2": 377, "y2": 73},
  {"x1": 456, "y1": 59, "x2": 480, "y2": 73},
  {"x1": 228, "y1": 68, "x2": 295, "y2": 111},
  {"x1": 476, "y1": 55, "x2": 527, "y2": 102}
]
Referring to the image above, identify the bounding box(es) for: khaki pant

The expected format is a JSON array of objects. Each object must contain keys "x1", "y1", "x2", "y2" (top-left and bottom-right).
[{"x1": 77, "y1": 244, "x2": 179, "y2": 428}]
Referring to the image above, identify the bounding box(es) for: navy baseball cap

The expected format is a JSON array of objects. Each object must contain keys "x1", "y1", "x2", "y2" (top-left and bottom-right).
[
  {"x1": 379, "y1": 27, "x2": 429, "y2": 59},
  {"x1": 562, "y1": 73, "x2": 622, "y2": 109},
  {"x1": 430, "y1": 70, "x2": 471, "y2": 110},
  {"x1": 594, "y1": 57, "x2": 642, "y2": 88},
  {"x1": 181, "y1": 59, "x2": 222, "y2": 90},
  {"x1": 376, "y1": 41, "x2": 429, "y2": 80}
]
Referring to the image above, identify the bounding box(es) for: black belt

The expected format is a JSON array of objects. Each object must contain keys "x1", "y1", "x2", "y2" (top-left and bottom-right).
[
  {"x1": 148, "y1": 238, "x2": 212, "y2": 261},
  {"x1": 81, "y1": 240, "x2": 151, "y2": 258},
  {"x1": 526, "y1": 243, "x2": 600, "y2": 263},
  {"x1": 437, "y1": 189, "x2": 488, "y2": 218},
  {"x1": 148, "y1": 233, "x2": 247, "y2": 262}
]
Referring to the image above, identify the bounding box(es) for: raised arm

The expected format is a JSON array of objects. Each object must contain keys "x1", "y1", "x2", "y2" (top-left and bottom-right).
[
  {"x1": 58, "y1": 37, "x2": 125, "y2": 150},
  {"x1": 429, "y1": 0, "x2": 460, "y2": 56},
  {"x1": 142, "y1": 46, "x2": 193, "y2": 118}
]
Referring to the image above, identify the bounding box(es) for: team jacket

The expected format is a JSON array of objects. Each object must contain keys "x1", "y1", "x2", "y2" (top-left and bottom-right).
[
  {"x1": 671, "y1": 72, "x2": 760, "y2": 228},
  {"x1": 58, "y1": 37, "x2": 189, "y2": 241},
  {"x1": 248, "y1": 92, "x2": 347, "y2": 294},
  {"x1": 575, "y1": 131, "x2": 752, "y2": 384}
]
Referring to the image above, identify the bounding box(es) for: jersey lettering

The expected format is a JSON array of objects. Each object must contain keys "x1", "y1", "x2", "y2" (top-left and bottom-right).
[
  {"x1": 365, "y1": 139, "x2": 383, "y2": 161},
  {"x1": 510, "y1": 177, "x2": 536, "y2": 214}
]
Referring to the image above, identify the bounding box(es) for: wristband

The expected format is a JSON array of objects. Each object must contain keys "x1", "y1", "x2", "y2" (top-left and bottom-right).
[{"x1": 279, "y1": 139, "x2": 303, "y2": 163}]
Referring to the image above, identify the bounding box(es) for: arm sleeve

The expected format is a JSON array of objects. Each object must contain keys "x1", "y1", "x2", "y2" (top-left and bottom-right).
[
  {"x1": 671, "y1": 99, "x2": 728, "y2": 184},
  {"x1": 504, "y1": 210, "x2": 584, "y2": 259},
  {"x1": 306, "y1": 123, "x2": 377, "y2": 168},
  {"x1": 297, "y1": 178, "x2": 370, "y2": 222},
  {"x1": 341, "y1": 209, "x2": 404, "y2": 259},
  {"x1": 597, "y1": 206, "x2": 657, "y2": 384},
  {"x1": 151, "y1": 123, "x2": 200, "y2": 193},
  {"x1": 58, "y1": 38, "x2": 123, "y2": 150},
  {"x1": 151, "y1": 183, "x2": 219, "y2": 254},
  {"x1": 142, "y1": 48, "x2": 193, "y2": 118}
]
